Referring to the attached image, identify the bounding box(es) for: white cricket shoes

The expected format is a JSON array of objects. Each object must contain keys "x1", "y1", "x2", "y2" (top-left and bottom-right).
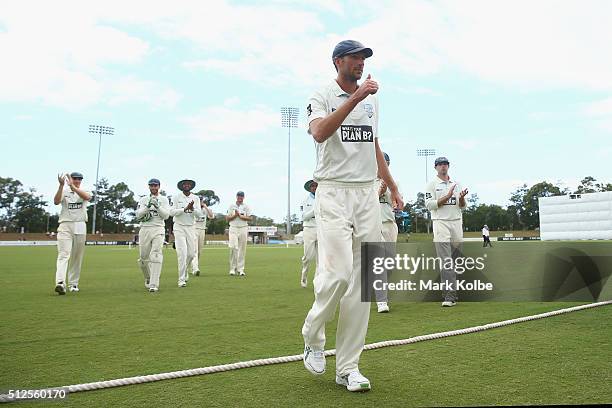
[
  {"x1": 148, "y1": 286, "x2": 158, "y2": 293},
  {"x1": 229, "y1": 270, "x2": 236, "y2": 276},
  {"x1": 69, "y1": 285, "x2": 79, "y2": 293},
  {"x1": 300, "y1": 276, "x2": 307, "y2": 288},
  {"x1": 442, "y1": 300, "x2": 456, "y2": 307},
  {"x1": 303, "y1": 345, "x2": 326, "y2": 375},
  {"x1": 336, "y1": 370, "x2": 371, "y2": 392},
  {"x1": 377, "y1": 302, "x2": 390, "y2": 313},
  {"x1": 239, "y1": 271, "x2": 246, "y2": 277},
  {"x1": 54, "y1": 282, "x2": 66, "y2": 295},
  {"x1": 178, "y1": 281, "x2": 187, "y2": 288}
]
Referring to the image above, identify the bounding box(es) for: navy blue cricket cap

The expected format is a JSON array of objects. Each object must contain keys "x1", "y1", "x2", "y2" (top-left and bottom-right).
[
  {"x1": 236, "y1": 191, "x2": 245, "y2": 197},
  {"x1": 332, "y1": 40, "x2": 373, "y2": 60},
  {"x1": 435, "y1": 157, "x2": 450, "y2": 166},
  {"x1": 70, "y1": 172, "x2": 83, "y2": 179},
  {"x1": 148, "y1": 178, "x2": 160, "y2": 185}
]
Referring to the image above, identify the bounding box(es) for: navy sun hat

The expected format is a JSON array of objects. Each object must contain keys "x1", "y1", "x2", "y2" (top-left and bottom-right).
[
  {"x1": 236, "y1": 191, "x2": 245, "y2": 197},
  {"x1": 434, "y1": 157, "x2": 450, "y2": 166},
  {"x1": 332, "y1": 40, "x2": 373, "y2": 60},
  {"x1": 148, "y1": 178, "x2": 160, "y2": 186},
  {"x1": 70, "y1": 172, "x2": 84, "y2": 179},
  {"x1": 304, "y1": 180, "x2": 317, "y2": 192},
  {"x1": 177, "y1": 179, "x2": 196, "y2": 191}
]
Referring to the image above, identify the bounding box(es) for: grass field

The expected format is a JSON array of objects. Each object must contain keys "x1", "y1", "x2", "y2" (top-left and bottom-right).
[{"x1": 1, "y1": 243, "x2": 611, "y2": 407}]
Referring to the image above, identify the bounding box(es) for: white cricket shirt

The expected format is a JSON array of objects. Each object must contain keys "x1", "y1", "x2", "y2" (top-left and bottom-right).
[
  {"x1": 425, "y1": 176, "x2": 466, "y2": 221},
  {"x1": 136, "y1": 194, "x2": 170, "y2": 228},
  {"x1": 170, "y1": 193, "x2": 203, "y2": 226},
  {"x1": 58, "y1": 187, "x2": 90, "y2": 224},
  {"x1": 301, "y1": 193, "x2": 316, "y2": 228},
  {"x1": 307, "y1": 80, "x2": 379, "y2": 183},
  {"x1": 227, "y1": 203, "x2": 251, "y2": 227}
]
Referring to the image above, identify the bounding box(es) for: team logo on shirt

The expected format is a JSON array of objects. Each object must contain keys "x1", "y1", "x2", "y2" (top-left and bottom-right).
[
  {"x1": 340, "y1": 125, "x2": 373, "y2": 142},
  {"x1": 444, "y1": 197, "x2": 457, "y2": 206},
  {"x1": 150, "y1": 210, "x2": 159, "y2": 217},
  {"x1": 68, "y1": 203, "x2": 83, "y2": 210},
  {"x1": 364, "y1": 103, "x2": 374, "y2": 118}
]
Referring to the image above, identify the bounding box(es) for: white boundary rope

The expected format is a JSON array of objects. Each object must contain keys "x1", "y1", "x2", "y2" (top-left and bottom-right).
[{"x1": 1, "y1": 300, "x2": 610, "y2": 403}]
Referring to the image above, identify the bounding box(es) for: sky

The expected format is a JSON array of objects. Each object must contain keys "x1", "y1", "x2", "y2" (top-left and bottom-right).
[{"x1": 1, "y1": 0, "x2": 611, "y2": 222}]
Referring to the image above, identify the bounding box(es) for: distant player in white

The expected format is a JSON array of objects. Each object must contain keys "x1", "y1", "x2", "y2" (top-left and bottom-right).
[
  {"x1": 226, "y1": 191, "x2": 252, "y2": 276},
  {"x1": 135, "y1": 178, "x2": 170, "y2": 292},
  {"x1": 425, "y1": 156, "x2": 468, "y2": 307},
  {"x1": 190, "y1": 198, "x2": 213, "y2": 277},
  {"x1": 53, "y1": 172, "x2": 91, "y2": 295},
  {"x1": 482, "y1": 224, "x2": 493, "y2": 247},
  {"x1": 169, "y1": 179, "x2": 203, "y2": 287},
  {"x1": 300, "y1": 180, "x2": 318, "y2": 288},
  {"x1": 375, "y1": 152, "x2": 399, "y2": 313},
  {"x1": 301, "y1": 40, "x2": 403, "y2": 392}
]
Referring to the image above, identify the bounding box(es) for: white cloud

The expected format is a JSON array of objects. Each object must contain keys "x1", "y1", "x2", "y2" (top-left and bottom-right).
[
  {"x1": 181, "y1": 102, "x2": 279, "y2": 142},
  {"x1": 0, "y1": 1, "x2": 177, "y2": 109}
]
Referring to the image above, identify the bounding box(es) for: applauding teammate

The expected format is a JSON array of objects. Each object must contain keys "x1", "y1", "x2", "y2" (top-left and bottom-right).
[
  {"x1": 226, "y1": 191, "x2": 252, "y2": 276},
  {"x1": 191, "y1": 198, "x2": 213, "y2": 276},
  {"x1": 170, "y1": 179, "x2": 203, "y2": 287},
  {"x1": 53, "y1": 172, "x2": 91, "y2": 295},
  {"x1": 135, "y1": 178, "x2": 170, "y2": 292},
  {"x1": 425, "y1": 157, "x2": 468, "y2": 307}
]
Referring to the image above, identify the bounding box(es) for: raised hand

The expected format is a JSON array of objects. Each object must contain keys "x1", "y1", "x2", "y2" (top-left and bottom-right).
[
  {"x1": 57, "y1": 174, "x2": 66, "y2": 186},
  {"x1": 352, "y1": 74, "x2": 378, "y2": 102},
  {"x1": 460, "y1": 188, "x2": 469, "y2": 198}
]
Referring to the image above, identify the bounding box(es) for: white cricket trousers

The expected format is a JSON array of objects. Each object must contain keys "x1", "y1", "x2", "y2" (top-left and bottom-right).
[
  {"x1": 302, "y1": 181, "x2": 381, "y2": 376},
  {"x1": 228, "y1": 226, "x2": 248, "y2": 273},
  {"x1": 375, "y1": 221, "x2": 399, "y2": 303},
  {"x1": 301, "y1": 226, "x2": 318, "y2": 281},
  {"x1": 432, "y1": 219, "x2": 464, "y2": 301},
  {"x1": 191, "y1": 229, "x2": 206, "y2": 272},
  {"x1": 138, "y1": 226, "x2": 165, "y2": 289},
  {"x1": 174, "y1": 224, "x2": 196, "y2": 284},
  {"x1": 55, "y1": 223, "x2": 86, "y2": 286}
]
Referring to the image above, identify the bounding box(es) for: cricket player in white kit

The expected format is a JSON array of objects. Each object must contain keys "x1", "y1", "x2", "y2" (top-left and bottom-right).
[
  {"x1": 190, "y1": 199, "x2": 213, "y2": 276},
  {"x1": 375, "y1": 152, "x2": 398, "y2": 313},
  {"x1": 300, "y1": 180, "x2": 318, "y2": 288},
  {"x1": 425, "y1": 156, "x2": 468, "y2": 307},
  {"x1": 135, "y1": 178, "x2": 170, "y2": 292},
  {"x1": 169, "y1": 179, "x2": 203, "y2": 287},
  {"x1": 302, "y1": 40, "x2": 403, "y2": 392},
  {"x1": 226, "y1": 191, "x2": 252, "y2": 276},
  {"x1": 53, "y1": 172, "x2": 91, "y2": 295}
]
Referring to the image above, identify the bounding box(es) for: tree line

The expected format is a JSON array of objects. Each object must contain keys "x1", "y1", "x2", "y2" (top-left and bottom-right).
[{"x1": 1, "y1": 176, "x2": 610, "y2": 234}]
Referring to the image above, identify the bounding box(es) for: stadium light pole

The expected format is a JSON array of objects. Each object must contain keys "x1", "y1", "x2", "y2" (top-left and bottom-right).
[
  {"x1": 417, "y1": 148, "x2": 436, "y2": 234},
  {"x1": 88, "y1": 125, "x2": 114, "y2": 235},
  {"x1": 281, "y1": 107, "x2": 299, "y2": 236}
]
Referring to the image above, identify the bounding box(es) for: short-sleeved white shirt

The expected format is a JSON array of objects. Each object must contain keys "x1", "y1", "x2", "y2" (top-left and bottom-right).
[
  {"x1": 58, "y1": 187, "x2": 90, "y2": 223},
  {"x1": 227, "y1": 203, "x2": 251, "y2": 227},
  {"x1": 424, "y1": 176, "x2": 466, "y2": 221},
  {"x1": 307, "y1": 80, "x2": 379, "y2": 183}
]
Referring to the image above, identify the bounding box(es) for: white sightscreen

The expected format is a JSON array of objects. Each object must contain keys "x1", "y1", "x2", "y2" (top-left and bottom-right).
[{"x1": 538, "y1": 191, "x2": 612, "y2": 240}]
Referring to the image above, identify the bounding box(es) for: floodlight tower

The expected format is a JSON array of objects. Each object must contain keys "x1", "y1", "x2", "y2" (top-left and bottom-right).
[
  {"x1": 417, "y1": 148, "x2": 436, "y2": 234},
  {"x1": 88, "y1": 125, "x2": 114, "y2": 234},
  {"x1": 281, "y1": 107, "x2": 299, "y2": 236}
]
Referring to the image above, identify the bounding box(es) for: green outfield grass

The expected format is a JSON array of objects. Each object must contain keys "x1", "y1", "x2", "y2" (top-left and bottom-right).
[{"x1": 0, "y1": 244, "x2": 610, "y2": 407}]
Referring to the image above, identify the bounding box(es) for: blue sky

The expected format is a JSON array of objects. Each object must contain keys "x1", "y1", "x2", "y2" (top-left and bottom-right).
[{"x1": 1, "y1": 0, "x2": 611, "y2": 221}]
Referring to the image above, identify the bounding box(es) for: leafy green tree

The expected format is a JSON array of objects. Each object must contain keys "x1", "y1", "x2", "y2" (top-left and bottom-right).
[
  {"x1": 13, "y1": 188, "x2": 49, "y2": 232},
  {"x1": 0, "y1": 177, "x2": 24, "y2": 228},
  {"x1": 193, "y1": 189, "x2": 220, "y2": 207}
]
